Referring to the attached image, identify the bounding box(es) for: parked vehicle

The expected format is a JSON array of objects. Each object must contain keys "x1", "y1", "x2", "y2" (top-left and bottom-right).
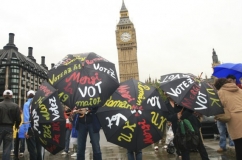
[{"x1": 200, "y1": 116, "x2": 218, "y2": 138}]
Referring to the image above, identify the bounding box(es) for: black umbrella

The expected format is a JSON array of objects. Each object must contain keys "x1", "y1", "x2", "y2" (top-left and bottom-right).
[
  {"x1": 159, "y1": 73, "x2": 224, "y2": 116},
  {"x1": 96, "y1": 79, "x2": 168, "y2": 151},
  {"x1": 48, "y1": 52, "x2": 119, "y2": 109},
  {"x1": 30, "y1": 81, "x2": 66, "y2": 155}
]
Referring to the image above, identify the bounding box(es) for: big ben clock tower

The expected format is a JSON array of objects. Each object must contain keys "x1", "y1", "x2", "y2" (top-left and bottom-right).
[{"x1": 116, "y1": 0, "x2": 139, "y2": 82}]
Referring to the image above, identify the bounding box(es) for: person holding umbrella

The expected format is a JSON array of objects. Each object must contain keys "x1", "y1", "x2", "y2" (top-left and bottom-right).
[
  {"x1": 214, "y1": 78, "x2": 242, "y2": 160},
  {"x1": 75, "y1": 107, "x2": 102, "y2": 160},
  {"x1": 165, "y1": 92, "x2": 209, "y2": 160}
]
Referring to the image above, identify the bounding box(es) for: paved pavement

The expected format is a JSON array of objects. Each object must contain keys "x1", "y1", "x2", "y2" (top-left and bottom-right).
[{"x1": 1, "y1": 130, "x2": 236, "y2": 160}]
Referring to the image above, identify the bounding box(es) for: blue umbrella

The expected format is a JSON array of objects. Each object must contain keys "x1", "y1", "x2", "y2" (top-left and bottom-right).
[{"x1": 213, "y1": 63, "x2": 242, "y2": 84}]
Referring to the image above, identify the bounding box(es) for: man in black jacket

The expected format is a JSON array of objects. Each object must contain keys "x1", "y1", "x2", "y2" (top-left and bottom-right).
[{"x1": 0, "y1": 90, "x2": 21, "y2": 160}]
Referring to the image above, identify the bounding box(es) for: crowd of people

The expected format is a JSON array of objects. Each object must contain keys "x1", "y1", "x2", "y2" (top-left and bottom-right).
[{"x1": 1, "y1": 74, "x2": 242, "y2": 160}]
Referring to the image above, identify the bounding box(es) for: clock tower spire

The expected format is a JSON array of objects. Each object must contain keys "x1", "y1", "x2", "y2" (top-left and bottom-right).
[{"x1": 116, "y1": 0, "x2": 139, "y2": 82}]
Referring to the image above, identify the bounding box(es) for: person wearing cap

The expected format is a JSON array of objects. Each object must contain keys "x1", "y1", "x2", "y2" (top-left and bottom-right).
[
  {"x1": 19, "y1": 90, "x2": 45, "y2": 160},
  {"x1": 0, "y1": 89, "x2": 21, "y2": 160}
]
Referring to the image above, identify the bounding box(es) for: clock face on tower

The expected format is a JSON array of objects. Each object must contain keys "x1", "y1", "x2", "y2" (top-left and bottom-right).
[{"x1": 120, "y1": 32, "x2": 131, "y2": 42}]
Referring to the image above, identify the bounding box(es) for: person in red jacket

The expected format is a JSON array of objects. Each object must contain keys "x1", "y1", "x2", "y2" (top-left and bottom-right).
[{"x1": 61, "y1": 105, "x2": 72, "y2": 155}]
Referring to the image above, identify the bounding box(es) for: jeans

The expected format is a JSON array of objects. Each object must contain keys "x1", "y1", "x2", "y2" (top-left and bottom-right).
[
  {"x1": 0, "y1": 126, "x2": 13, "y2": 160},
  {"x1": 26, "y1": 128, "x2": 45, "y2": 160},
  {"x1": 77, "y1": 123, "x2": 102, "y2": 160},
  {"x1": 127, "y1": 150, "x2": 142, "y2": 160},
  {"x1": 217, "y1": 121, "x2": 234, "y2": 149},
  {"x1": 64, "y1": 128, "x2": 72, "y2": 152}
]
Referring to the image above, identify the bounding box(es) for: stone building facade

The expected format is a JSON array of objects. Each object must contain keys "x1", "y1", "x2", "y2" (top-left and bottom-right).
[{"x1": 0, "y1": 33, "x2": 49, "y2": 107}]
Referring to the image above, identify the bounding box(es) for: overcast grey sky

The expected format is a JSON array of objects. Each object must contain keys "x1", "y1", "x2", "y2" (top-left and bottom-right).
[{"x1": 1, "y1": 0, "x2": 242, "y2": 82}]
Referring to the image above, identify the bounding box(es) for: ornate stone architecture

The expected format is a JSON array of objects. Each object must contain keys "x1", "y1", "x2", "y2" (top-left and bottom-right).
[
  {"x1": 116, "y1": 0, "x2": 139, "y2": 82},
  {"x1": 204, "y1": 48, "x2": 221, "y2": 84},
  {"x1": 0, "y1": 33, "x2": 49, "y2": 107},
  {"x1": 212, "y1": 48, "x2": 221, "y2": 68}
]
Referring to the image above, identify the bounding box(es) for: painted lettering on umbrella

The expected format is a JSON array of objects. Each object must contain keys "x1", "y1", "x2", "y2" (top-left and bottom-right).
[
  {"x1": 53, "y1": 134, "x2": 60, "y2": 144},
  {"x1": 206, "y1": 86, "x2": 221, "y2": 107},
  {"x1": 183, "y1": 77, "x2": 217, "y2": 110},
  {"x1": 52, "y1": 122, "x2": 60, "y2": 131},
  {"x1": 181, "y1": 83, "x2": 200, "y2": 109},
  {"x1": 151, "y1": 112, "x2": 167, "y2": 130},
  {"x1": 43, "y1": 124, "x2": 52, "y2": 138},
  {"x1": 118, "y1": 121, "x2": 136, "y2": 142},
  {"x1": 39, "y1": 137, "x2": 47, "y2": 145},
  {"x1": 131, "y1": 105, "x2": 143, "y2": 116},
  {"x1": 166, "y1": 78, "x2": 194, "y2": 97},
  {"x1": 138, "y1": 119, "x2": 154, "y2": 144},
  {"x1": 34, "y1": 96, "x2": 49, "y2": 120},
  {"x1": 117, "y1": 85, "x2": 135, "y2": 102},
  {"x1": 160, "y1": 74, "x2": 191, "y2": 83},
  {"x1": 86, "y1": 57, "x2": 108, "y2": 65},
  {"x1": 147, "y1": 96, "x2": 161, "y2": 109},
  {"x1": 78, "y1": 81, "x2": 102, "y2": 97},
  {"x1": 195, "y1": 91, "x2": 208, "y2": 110},
  {"x1": 58, "y1": 92, "x2": 69, "y2": 102},
  {"x1": 32, "y1": 109, "x2": 40, "y2": 134},
  {"x1": 39, "y1": 85, "x2": 53, "y2": 97},
  {"x1": 49, "y1": 67, "x2": 72, "y2": 85},
  {"x1": 75, "y1": 97, "x2": 101, "y2": 107},
  {"x1": 93, "y1": 63, "x2": 116, "y2": 79},
  {"x1": 106, "y1": 113, "x2": 127, "y2": 129},
  {"x1": 65, "y1": 72, "x2": 101, "y2": 85},
  {"x1": 137, "y1": 82, "x2": 150, "y2": 105},
  {"x1": 39, "y1": 103, "x2": 50, "y2": 121},
  {"x1": 35, "y1": 96, "x2": 44, "y2": 105},
  {"x1": 104, "y1": 96, "x2": 132, "y2": 109},
  {"x1": 48, "y1": 63, "x2": 82, "y2": 85},
  {"x1": 64, "y1": 82, "x2": 73, "y2": 94},
  {"x1": 65, "y1": 57, "x2": 86, "y2": 66},
  {"x1": 49, "y1": 96, "x2": 60, "y2": 121}
]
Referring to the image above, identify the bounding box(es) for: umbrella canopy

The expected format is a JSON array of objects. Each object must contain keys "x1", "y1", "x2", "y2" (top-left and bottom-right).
[
  {"x1": 96, "y1": 79, "x2": 168, "y2": 151},
  {"x1": 30, "y1": 81, "x2": 66, "y2": 155},
  {"x1": 48, "y1": 52, "x2": 119, "y2": 109},
  {"x1": 160, "y1": 73, "x2": 224, "y2": 116},
  {"x1": 212, "y1": 63, "x2": 242, "y2": 84}
]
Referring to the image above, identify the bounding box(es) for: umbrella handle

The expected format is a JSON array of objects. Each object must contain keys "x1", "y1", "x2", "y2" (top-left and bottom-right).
[
  {"x1": 79, "y1": 109, "x2": 91, "y2": 118},
  {"x1": 198, "y1": 72, "x2": 203, "y2": 79},
  {"x1": 180, "y1": 107, "x2": 184, "y2": 114}
]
